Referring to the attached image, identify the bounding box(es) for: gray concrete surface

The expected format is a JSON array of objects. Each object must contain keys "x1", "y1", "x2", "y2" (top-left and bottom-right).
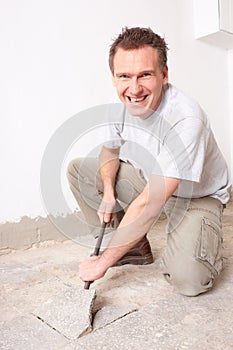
[{"x1": 0, "y1": 201, "x2": 233, "y2": 350}]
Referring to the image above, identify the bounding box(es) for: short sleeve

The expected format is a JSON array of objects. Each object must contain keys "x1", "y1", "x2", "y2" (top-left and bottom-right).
[{"x1": 152, "y1": 117, "x2": 209, "y2": 182}]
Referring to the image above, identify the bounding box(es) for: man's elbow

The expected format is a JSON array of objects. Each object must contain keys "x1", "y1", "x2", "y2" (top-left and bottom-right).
[
  {"x1": 134, "y1": 195, "x2": 165, "y2": 223},
  {"x1": 146, "y1": 198, "x2": 166, "y2": 221}
]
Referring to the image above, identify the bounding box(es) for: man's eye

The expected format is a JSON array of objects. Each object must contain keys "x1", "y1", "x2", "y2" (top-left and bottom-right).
[
  {"x1": 119, "y1": 75, "x2": 128, "y2": 80},
  {"x1": 141, "y1": 73, "x2": 151, "y2": 78}
]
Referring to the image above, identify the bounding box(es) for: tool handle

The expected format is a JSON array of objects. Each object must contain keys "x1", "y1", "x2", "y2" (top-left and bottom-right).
[
  {"x1": 93, "y1": 221, "x2": 107, "y2": 255},
  {"x1": 84, "y1": 222, "x2": 107, "y2": 290},
  {"x1": 84, "y1": 280, "x2": 92, "y2": 290}
]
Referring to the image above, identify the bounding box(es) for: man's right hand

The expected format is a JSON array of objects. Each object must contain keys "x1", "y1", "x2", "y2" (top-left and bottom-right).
[{"x1": 97, "y1": 197, "x2": 116, "y2": 224}]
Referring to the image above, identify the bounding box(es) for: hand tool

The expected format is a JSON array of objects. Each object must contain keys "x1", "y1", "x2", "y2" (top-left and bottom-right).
[{"x1": 84, "y1": 221, "x2": 107, "y2": 290}]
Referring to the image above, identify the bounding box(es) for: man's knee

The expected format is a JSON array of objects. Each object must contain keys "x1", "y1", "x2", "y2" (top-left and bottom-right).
[
  {"x1": 66, "y1": 158, "x2": 82, "y2": 180},
  {"x1": 67, "y1": 158, "x2": 92, "y2": 188},
  {"x1": 67, "y1": 157, "x2": 102, "y2": 198},
  {"x1": 162, "y1": 258, "x2": 219, "y2": 297}
]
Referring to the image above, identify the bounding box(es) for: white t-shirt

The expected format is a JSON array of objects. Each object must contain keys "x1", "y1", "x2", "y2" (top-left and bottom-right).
[{"x1": 104, "y1": 84, "x2": 232, "y2": 204}]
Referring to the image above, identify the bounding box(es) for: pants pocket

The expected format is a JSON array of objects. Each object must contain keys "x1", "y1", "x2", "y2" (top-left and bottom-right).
[{"x1": 195, "y1": 217, "x2": 223, "y2": 276}]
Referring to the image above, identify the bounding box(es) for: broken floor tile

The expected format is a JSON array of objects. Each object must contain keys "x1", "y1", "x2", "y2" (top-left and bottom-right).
[
  {"x1": 33, "y1": 286, "x2": 96, "y2": 340},
  {"x1": 93, "y1": 305, "x2": 137, "y2": 330}
]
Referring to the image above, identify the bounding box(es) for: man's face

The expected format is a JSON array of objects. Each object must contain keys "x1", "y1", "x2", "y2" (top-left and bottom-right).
[{"x1": 112, "y1": 46, "x2": 168, "y2": 118}]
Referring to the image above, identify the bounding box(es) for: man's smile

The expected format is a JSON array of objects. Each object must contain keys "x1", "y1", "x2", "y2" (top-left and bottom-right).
[{"x1": 126, "y1": 95, "x2": 148, "y2": 104}]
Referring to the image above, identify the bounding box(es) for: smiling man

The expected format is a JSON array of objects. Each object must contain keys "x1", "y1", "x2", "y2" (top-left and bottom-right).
[{"x1": 67, "y1": 27, "x2": 231, "y2": 296}]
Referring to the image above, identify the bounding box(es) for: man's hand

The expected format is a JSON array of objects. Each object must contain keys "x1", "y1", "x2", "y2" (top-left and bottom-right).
[
  {"x1": 79, "y1": 255, "x2": 109, "y2": 283},
  {"x1": 97, "y1": 196, "x2": 116, "y2": 224}
]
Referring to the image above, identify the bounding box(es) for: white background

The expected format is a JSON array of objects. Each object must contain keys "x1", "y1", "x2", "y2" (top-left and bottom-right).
[{"x1": 0, "y1": 0, "x2": 232, "y2": 222}]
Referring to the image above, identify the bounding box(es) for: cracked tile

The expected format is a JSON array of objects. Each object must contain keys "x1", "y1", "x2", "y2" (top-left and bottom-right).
[
  {"x1": 33, "y1": 286, "x2": 96, "y2": 340},
  {"x1": 93, "y1": 305, "x2": 137, "y2": 330}
]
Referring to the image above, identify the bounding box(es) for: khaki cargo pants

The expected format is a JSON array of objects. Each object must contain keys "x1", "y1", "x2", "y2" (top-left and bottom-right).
[{"x1": 67, "y1": 157, "x2": 224, "y2": 297}]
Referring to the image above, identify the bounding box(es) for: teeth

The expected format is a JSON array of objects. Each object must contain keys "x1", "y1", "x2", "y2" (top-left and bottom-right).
[{"x1": 130, "y1": 96, "x2": 145, "y2": 103}]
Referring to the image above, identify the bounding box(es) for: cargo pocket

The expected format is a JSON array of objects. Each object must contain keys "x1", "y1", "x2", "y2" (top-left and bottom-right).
[{"x1": 195, "y1": 217, "x2": 223, "y2": 276}]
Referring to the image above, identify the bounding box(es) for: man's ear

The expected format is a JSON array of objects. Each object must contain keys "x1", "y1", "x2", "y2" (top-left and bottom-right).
[{"x1": 163, "y1": 65, "x2": 168, "y2": 85}]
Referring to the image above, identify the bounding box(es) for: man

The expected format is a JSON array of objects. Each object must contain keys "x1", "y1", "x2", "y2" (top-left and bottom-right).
[{"x1": 67, "y1": 27, "x2": 231, "y2": 296}]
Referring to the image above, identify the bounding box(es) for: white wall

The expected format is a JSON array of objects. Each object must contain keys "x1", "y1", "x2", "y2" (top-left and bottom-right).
[
  {"x1": 229, "y1": 49, "x2": 233, "y2": 172},
  {"x1": 0, "y1": 0, "x2": 232, "y2": 222}
]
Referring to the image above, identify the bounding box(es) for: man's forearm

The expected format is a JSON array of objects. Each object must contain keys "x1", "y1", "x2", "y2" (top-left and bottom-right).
[{"x1": 99, "y1": 146, "x2": 120, "y2": 196}]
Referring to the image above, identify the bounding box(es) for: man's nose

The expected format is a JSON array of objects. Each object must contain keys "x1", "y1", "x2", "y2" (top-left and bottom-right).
[{"x1": 129, "y1": 77, "x2": 143, "y2": 95}]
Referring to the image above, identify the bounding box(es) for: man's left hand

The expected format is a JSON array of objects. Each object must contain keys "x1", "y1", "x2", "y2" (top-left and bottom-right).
[{"x1": 79, "y1": 255, "x2": 108, "y2": 283}]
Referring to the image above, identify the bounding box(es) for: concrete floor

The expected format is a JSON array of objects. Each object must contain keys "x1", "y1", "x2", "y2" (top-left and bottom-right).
[{"x1": 0, "y1": 201, "x2": 233, "y2": 349}]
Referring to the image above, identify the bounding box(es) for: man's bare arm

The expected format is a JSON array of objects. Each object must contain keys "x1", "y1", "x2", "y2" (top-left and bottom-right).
[{"x1": 98, "y1": 146, "x2": 120, "y2": 223}]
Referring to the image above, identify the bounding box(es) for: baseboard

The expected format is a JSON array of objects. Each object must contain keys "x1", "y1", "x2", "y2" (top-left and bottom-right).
[{"x1": 0, "y1": 212, "x2": 88, "y2": 255}]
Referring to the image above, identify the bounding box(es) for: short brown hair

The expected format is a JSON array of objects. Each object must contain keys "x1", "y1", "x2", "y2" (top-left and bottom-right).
[{"x1": 109, "y1": 27, "x2": 168, "y2": 74}]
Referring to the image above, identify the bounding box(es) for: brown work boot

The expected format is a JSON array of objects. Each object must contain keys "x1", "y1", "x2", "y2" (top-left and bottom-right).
[{"x1": 112, "y1": 236, "x2": 153, "y2": 267}]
